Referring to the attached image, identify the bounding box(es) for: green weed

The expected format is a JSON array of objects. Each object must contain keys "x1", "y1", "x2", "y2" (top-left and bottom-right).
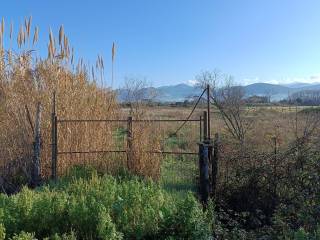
[{"x1": 0, "y1": 167, "x2": 211, "y2": 240}]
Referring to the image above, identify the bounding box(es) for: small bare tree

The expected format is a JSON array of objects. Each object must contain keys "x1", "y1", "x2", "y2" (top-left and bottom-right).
[
  {"x1": 214, "y1": 80, "x2": 251, "y2": 145},
  {"x1": 123, "y1": 77, "x2": 157, "y2": 118},
  {"x1": 195, "y1": 69, "x2": 221, "y2": 91},
  {"x1": 196, "y1": 70, "x2": 252, "y2": 145}
]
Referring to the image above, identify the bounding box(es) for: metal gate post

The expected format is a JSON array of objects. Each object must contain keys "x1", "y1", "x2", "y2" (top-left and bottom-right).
[
  {"x1": 199, "y1": 115, "x2": 202, "y2": 141},
  {"x1": 198, "y1": 111, "x2": 211, "y2": 205},
  {"x1": 54, "y1": 115, "x2": 58, "y2": 179},
  {"x1": 198, "y1": 142, "x2": 210, "y2": 205},
  {"x1": 206, "y1": 84, "x2": 211, "y2": 140},
  {"x1": 212, "y1": 133, "x2": 220, "y2": 198},
  {"x1": 203, "y1": 111, "x2": 208, "y2": 140},
  {"x1": 127, "y1": 116, "x2": 133, "y2": 170}
]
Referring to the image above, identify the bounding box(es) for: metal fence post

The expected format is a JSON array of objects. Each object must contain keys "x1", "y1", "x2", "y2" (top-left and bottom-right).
[
  {"x1": 212, "y1": 133, "x2": 220, "y2": 197},
  {"x1": 203, "y1": 111, "x2": 208, "y2": 140},
  {"x1": 206, "y1": 84, "x2": 211, "y2": 140},
  {"x1": 198, "y1": 111, "x2": 209, "y2": 205},
  {"x1": 198, "y1": 142, "x2": 210, "y2": 205},
  {"x1": 199, "y1": 115, "x2": 202, "y2": 141},
  {"x1": 31, "y1": 102, "x2": 42, "y2": 187},
  {"x1": 127, "y1": 116, "x2": 133, "y2": 170},
  {"x1": 53, "y1": 116, "x2": 58, "y2": 180}
]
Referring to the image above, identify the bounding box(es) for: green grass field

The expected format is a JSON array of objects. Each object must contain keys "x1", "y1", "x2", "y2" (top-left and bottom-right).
[{"x1": 161, "y1": 156, "x2": 198, "y2": 198}]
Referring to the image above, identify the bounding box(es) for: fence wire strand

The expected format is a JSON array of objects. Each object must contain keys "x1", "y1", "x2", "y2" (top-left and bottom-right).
[{"x1": 172, "y1": 88, "x2": 207, "y2": 136}]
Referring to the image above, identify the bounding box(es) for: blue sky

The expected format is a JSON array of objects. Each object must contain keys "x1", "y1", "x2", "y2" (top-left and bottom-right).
[{"x1": 1, "y1": 0, "x2": 320, "y2": 87}]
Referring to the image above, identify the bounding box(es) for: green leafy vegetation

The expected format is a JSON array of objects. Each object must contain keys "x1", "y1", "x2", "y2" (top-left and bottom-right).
[
  {"x1": 272, "y1": 155, "x2": 320, "y2": 239},
  {"x1": 212, "y1": 152, "x2": 320, "y2": 239},
  {"x1": 1, "y1": 145, "x2": 320, "y2": 240},
  {"x1": 0, "y1": 166, "x2": 212, "y2": 240},
  {"x1": 299, "y1": 106, "x2": 320, "y2": 114}
]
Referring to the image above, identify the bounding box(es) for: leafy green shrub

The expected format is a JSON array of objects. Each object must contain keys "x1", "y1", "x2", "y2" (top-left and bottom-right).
[
  {"x1": 215, "y1": 150, "x2": 320, "y2": 239},
  {"x1": 46, "y1": 231, "x2": 77, "y2": 240},
  {"x1": 299, "y1": 107, "x2": 320, "y2": 114},
  {"x1": 0, "y1": 224, "x2": 5, "y2": 240},
  {"x1": 219, "y1": 165, "x2": 276, "y2": 231},
  {"x1": 0, "y1": 168, "x2": 212, "y2": 239},
  {"x1": 157, "y1": 195, "x2": 213, "y2": 239},
  {"x1": 9, "y1": 232, "x2": 35, "y2": 240},
  {"x1": 272, "y1": 156, "x2": 320, "y2": 239}
]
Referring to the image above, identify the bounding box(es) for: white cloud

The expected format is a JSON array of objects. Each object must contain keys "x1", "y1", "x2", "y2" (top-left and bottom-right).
[
  {"x1": 186, "y1": 79, "x2": 199, "y2": 86},
  {"x1": 242, "y1": 77, "x2": 260, "y2": 85}
]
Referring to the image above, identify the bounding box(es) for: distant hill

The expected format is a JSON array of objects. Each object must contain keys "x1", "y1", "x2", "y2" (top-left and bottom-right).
[
  {"x1": 117, "y1": 84, "x2": 202, "y2": 102},
  {"x1": 116, "y1": 82, "x2": 320, "y2": 103},
  {"x1": 300, "y1": 84, "x2": 320, "y2": 91},
  {"x1": 243, "y1": 83, "x2": 290, "y2": 98},
  {"x1": 243, "y1": 83, "x2": 320, "y2": 101},
  {"x1": 281, "y1": 82, "x2": 320, "y2": 88},
  {"x1": 116, "y1": 87, "x2": 158, "y2": 102},
  {"x1": 156, "y1": 84, "x2": 202, "y2": 102}
]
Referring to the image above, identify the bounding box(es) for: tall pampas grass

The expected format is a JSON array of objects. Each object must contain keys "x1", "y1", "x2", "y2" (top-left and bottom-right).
[{"x1": 0, "y1": 17, "x2": 162, "y2": 191}]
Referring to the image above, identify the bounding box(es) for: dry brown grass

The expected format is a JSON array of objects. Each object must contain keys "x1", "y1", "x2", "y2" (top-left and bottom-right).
[
  {"x1": 0, "y1": 17, "x2": 162, "y2": 186},
  {"x1": 136, "y1": 105, "x2": 320, "y2": 186},
  {"x1": 145, "y1": 105, "x2": 318, "y2": 150}
]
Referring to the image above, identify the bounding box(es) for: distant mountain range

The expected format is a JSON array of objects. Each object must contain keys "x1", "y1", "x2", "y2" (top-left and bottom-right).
[{"x1": 117, "y1": 82, "x2": 320, "y2": 102}]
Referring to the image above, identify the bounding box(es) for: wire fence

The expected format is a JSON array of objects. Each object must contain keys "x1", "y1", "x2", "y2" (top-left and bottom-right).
[
  {"x1": 53, "y1": 118, "x2": 202, "y2": 166},
  {"x1": 51, "y1": 87, "x2": 210, "y2": 180}
]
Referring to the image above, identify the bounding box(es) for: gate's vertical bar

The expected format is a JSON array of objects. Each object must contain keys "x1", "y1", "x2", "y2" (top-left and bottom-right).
[
  {"x1": 199, "y1": 115, "x2": 202, "y2": 141},
  {"x1": 54, "y1": 115, "x2": 58, "y2": 180},
  {"x1": 198, "y1": 142, "x2": 210, "y2": 205},
  {"x1": 198, "y1": 111, "x2": 210, "y2": 205},
  {"x1": 203, "y1": 111, "x2": 208, "y2": 140},
  {"x1": 212, "y1": 133, "x2": 220, "y2": 198},
  {"x1": 206, "y1": 84, "x2": 211, "y2": 140},
  {"x1": 127, "y1": 116, "x2": 133, "y2": 170}
]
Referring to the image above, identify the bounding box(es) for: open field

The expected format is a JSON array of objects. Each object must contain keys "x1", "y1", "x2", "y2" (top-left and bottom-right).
[
  {"x1": 1, "y1": 103, "x2": 319, "y2": 239},
  {"x1": 0, "y1": 16, "x2": 319, "y2": 239},
  {"x1": 121, "y1": 104, "x2": 320, "y2": 152}
]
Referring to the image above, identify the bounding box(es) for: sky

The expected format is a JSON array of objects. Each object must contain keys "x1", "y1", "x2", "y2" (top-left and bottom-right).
[{"x1": 1, "y1": 0, "x2": 320, "y2": 88}]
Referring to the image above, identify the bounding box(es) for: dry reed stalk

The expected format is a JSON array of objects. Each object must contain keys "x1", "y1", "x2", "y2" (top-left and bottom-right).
[
  {"x1": 1, "y1": 18, "x2": 4, "y2": 37},
  {"x1": 59, "y1": 25, "x2": 64, "y2": 46},
  {"x1": 130, "y1": 121, "x2": 162, "y2": 180},
  {"x1": 33, "y1": 26, "x2": 39, "y2": 46},
  {"x1": 0, "y1": 17, "x2": 163, "y2": 184},
  {"x1": 10, "y1": 22, "x2": 13, "y2": 40}
]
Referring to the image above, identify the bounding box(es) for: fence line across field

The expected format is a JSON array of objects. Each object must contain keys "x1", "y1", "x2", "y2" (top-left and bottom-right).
[
  {"x1": 57, "y1": 119, "x2": 202, "y2": 123},
  {"x1": 51, "y1": 114, "x2": 203, "y2": 180},
  {"x1": 57, "y1": 150, "x2": 198, "y2": 155},
  {"x1": 49, "y1": 86, "x2": 216, "y2": 206}
]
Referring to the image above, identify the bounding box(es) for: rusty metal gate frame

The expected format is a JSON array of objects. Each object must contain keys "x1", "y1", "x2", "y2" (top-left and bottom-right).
[{"x1": 51, "y1": 113, "x2": 204, "y2": 180}]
